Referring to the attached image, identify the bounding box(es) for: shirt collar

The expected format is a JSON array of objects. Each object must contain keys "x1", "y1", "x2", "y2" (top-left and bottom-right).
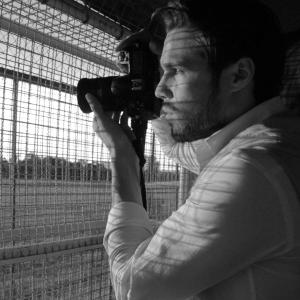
[{"x1": 205, "y1": 96, "x2": 287, "y2": 155}]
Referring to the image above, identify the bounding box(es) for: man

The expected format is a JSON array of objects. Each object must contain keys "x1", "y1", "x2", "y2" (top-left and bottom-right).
[{"x1": 86, "y1": 0, "x2": 300, "y2": 299}]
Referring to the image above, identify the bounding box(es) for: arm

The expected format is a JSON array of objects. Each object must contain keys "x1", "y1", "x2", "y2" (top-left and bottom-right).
[
  {"x1": 87, "y1": 93, "x2": 289, "y2": 299},
  {"x1": 103, "y1": 150, "x2": 290, "y2": 300},
  {"x1": 87, "y1": 93, "x2": 143, "y2": 207}
]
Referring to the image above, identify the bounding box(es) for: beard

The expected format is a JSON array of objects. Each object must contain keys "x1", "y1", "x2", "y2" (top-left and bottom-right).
[{"x1": 169, "y1": 92, "x2": 225, "y2": 142}]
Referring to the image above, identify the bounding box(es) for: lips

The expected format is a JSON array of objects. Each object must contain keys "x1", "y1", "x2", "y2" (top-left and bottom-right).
[{"x1": 161, "y1": 103, "x2": 175, "y2": 117}]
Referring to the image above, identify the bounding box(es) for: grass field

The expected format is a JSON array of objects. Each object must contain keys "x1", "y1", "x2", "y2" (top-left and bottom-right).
[
  {"x1": 0, "y1": 179, "x2": 179, "y2": 299},
  {"x1": 0, "y1": 246, "x2": 113, "y2": 300},
  {"x1": 0, "y1": 179, "x2": 179, "y2": 247}
]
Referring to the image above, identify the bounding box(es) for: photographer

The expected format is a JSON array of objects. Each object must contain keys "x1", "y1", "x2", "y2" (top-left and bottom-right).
[{"x1": 86, "y1": 0, "x2": 300, "y2": 299}]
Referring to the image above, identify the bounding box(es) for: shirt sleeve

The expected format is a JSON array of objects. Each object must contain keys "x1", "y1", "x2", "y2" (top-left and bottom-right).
[{"x1": 103, "y1": 150, "x2": 290, "y2": 300}]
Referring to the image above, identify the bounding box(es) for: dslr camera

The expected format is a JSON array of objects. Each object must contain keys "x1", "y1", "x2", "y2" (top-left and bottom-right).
[{"x1": 77, "y1": 35, "x2": 162, "y2": 119}]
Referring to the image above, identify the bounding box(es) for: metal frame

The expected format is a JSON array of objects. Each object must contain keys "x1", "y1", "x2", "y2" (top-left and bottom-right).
[
  {"x1": 37, "y1": 0, "x2": 132, "y2": 39},
  {"x1": 0, "y1": 235, "x2": 103, "y2": 266},
  {"x1": 0, "y1": 15, "x2": 119, "y2": 72}
]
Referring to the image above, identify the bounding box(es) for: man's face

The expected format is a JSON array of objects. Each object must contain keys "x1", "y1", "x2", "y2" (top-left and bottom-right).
[{"x1": 155, "y1": 27, "x2": 224, "y2": 142}]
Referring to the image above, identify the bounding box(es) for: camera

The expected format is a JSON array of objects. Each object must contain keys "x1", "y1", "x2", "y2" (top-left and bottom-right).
[{"x1": 77, "y1": 39, "x2": 162, "y2": 119}]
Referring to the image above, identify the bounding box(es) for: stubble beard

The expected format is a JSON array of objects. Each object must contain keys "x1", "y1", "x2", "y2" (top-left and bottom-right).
[{"x1": 170, "y1": 92, "x2": 223, "y2": 142}]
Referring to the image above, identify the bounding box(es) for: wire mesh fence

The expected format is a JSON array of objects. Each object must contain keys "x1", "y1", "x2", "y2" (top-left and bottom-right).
[
  {"x1": 0, "y1": 0, "x2": 180, "y2": 298},
  {"x1": 0, "y1": 246, "x2": 112, "y2": 300}
]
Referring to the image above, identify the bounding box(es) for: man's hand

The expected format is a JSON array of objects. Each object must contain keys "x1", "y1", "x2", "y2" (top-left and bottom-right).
[
  {"x1": 86, "y1": 93, "x2": 142, "y2": 206},
  {"x1": 86, "y1": 93, "x2": 137, "y2": 159}
]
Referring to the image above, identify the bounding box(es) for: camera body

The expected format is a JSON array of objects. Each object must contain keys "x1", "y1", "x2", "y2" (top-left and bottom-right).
[{"x1": 77, "y1": 40, "x2": 162, "y2": 119}]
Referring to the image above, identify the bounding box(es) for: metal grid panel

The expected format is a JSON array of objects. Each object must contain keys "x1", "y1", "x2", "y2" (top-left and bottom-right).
[
  {"x1": 0, "y1": 0, "x2": 118, "y2": 82},
  {"x1": 0, "y1": 0, "x2": 119, "y2": 248},
  {"x1": 0, "y1": 0, "x2": 180, "y2": 298},
  {"x1": 0, "y1": 246, "x2": 112, "y2": 300}
]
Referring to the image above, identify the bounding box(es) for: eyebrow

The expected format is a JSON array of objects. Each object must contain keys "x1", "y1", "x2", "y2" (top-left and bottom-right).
[
  {"x1": 160, "y1": 59, "x2": 189, "y2": 69},
  {"x1": 160, "y1": 49, "x2": 207, "y2": 69}
]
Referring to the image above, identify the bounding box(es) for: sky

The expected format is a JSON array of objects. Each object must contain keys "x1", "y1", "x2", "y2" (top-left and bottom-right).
[
  {"x1": 0, "y1": 76, "x2": 176, "y2": 171},
  {"x1": 0, "y1": 0, "x2": 177, "y2": 171}
]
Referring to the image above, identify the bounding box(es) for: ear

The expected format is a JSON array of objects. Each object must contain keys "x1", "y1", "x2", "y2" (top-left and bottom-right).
[{"x1": 223, "y1": 58, "x2": 255, "y2": 93}]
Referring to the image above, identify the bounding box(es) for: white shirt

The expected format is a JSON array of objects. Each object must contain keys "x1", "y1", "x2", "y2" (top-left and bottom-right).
[{"x1": 103, "y1": 97, "x2": 300, "y2": 300}]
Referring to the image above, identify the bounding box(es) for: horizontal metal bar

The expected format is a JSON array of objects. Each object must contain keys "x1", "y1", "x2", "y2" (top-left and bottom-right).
[
  {"x1": 0, "y1": 67, "x2": 77, "y2": 94},
  {"x1": 0, "y1": 219, "x2": 160, "y2": 265},
  {"x1": 37, "y1": 0, "x2": 131, "y2": 39},
  {"x1": 0, "y1": 15, "x2": 119, "y2": 72},
  {"x1": 0, "y1": 235, "x2": 104, "y2": 265}
]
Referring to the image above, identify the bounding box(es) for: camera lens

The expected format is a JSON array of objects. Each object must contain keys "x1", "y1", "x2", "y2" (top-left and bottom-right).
[{"x1": 77, "y1": 77, "x2": 130, "y2": 113}]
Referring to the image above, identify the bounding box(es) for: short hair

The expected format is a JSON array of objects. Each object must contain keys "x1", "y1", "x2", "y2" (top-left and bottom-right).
[{"x1": 150, "y1": 0, "x2": 285, "y2": 103}]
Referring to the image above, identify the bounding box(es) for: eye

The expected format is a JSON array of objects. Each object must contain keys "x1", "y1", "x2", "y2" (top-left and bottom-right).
[
  {"x1": 161, "y1": 66, "x2": 184, "y2": 78},
  {"x1": 174, "y1": 67, "x2": 184, "y2": 75}
]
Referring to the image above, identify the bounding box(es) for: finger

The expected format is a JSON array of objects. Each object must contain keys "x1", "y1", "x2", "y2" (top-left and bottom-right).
[
  {"x1": 120, "y1": 113, "x2": 136, "y2": 141},
  {"x1": 120, "y1": 110, "x2": 129, "y2": 126},
  {"x1": 112, "y1": 111, "x2": 121, "y2": 123},
  {"x1": 105, "y1": 111, "x2": 114, "y2": 119},
  {"x1": 92, "y1": 116, "x2": 107, "y2": 139},
  {"x1": 86, "y1": 93, "x2": 105, "y2": 118},
  {"x1": 86, "y1": 93, "x2": 113, "y2": 132}
]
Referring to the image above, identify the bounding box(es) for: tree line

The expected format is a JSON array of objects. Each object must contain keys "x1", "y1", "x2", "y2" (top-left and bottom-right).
[
  {"x1": 0, "y1": 154, "x2": 179, "y2": 182},
  {"x1": 0, "y1": 154, "x2": 112, "y2": 181}
]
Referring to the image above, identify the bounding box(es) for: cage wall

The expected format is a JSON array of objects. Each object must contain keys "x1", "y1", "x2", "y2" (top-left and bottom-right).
[{"x1": 0, "y1": 0, "x2": 180, "y2": 299}]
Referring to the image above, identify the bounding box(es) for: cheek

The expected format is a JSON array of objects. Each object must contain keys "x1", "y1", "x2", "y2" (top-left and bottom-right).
[
  {"x1": 174, "y1": 72, "x2": 212, "y2": 100},
  {"x1": 173, "y1": 83, "x2": 211, "y2": 115}
]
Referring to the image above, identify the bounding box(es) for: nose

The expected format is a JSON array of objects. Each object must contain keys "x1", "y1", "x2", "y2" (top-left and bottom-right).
[{"x1": 155, "y1": 75, "x2": 173, "y2": 101}]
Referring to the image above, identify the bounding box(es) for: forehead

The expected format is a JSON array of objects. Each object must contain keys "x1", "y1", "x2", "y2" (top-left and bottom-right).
[{"x1": 161, "y1": 27, "x2": 209, "y2": 63}]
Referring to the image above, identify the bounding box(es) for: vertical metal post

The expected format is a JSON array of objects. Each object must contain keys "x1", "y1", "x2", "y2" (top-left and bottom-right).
[
  {"x1": 149, "y1": 132, "x2": 156, "y2": 182},
  {"x1": 10, "y1": 78, "x2": 18, "y2": 233},
  {"x1": 9, "y1": 77, "x2": 18, "y2": 295}
]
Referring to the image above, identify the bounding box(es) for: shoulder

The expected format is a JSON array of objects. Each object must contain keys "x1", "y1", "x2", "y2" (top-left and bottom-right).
[
  {"x1": 190, "y1": 121, "x2": 289, "y2": 206},
  {"x1": 214, "y1": 112, "x2": 300, "y2": 165},
  {"x1": 189, "y1": 114, "x2": 300, "y2": 212}
]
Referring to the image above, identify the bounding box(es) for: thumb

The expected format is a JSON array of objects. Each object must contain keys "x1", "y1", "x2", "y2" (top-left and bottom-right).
[
  {"x1": 86, "y1": 93, "x2": 105, "y2": 117},
  {"x1": 86, "y1": 93, "x2": 113, "y2": 133}
]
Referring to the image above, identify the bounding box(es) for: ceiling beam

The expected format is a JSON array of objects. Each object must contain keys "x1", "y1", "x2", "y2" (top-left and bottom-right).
[{"x1": 37, "y1": 0, "x2": 132, "y2": 39}]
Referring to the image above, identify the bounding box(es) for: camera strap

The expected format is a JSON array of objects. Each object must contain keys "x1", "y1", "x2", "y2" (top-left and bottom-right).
[{"x1": 131, "y1": 117, "x2": 148, "y2": 210}]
